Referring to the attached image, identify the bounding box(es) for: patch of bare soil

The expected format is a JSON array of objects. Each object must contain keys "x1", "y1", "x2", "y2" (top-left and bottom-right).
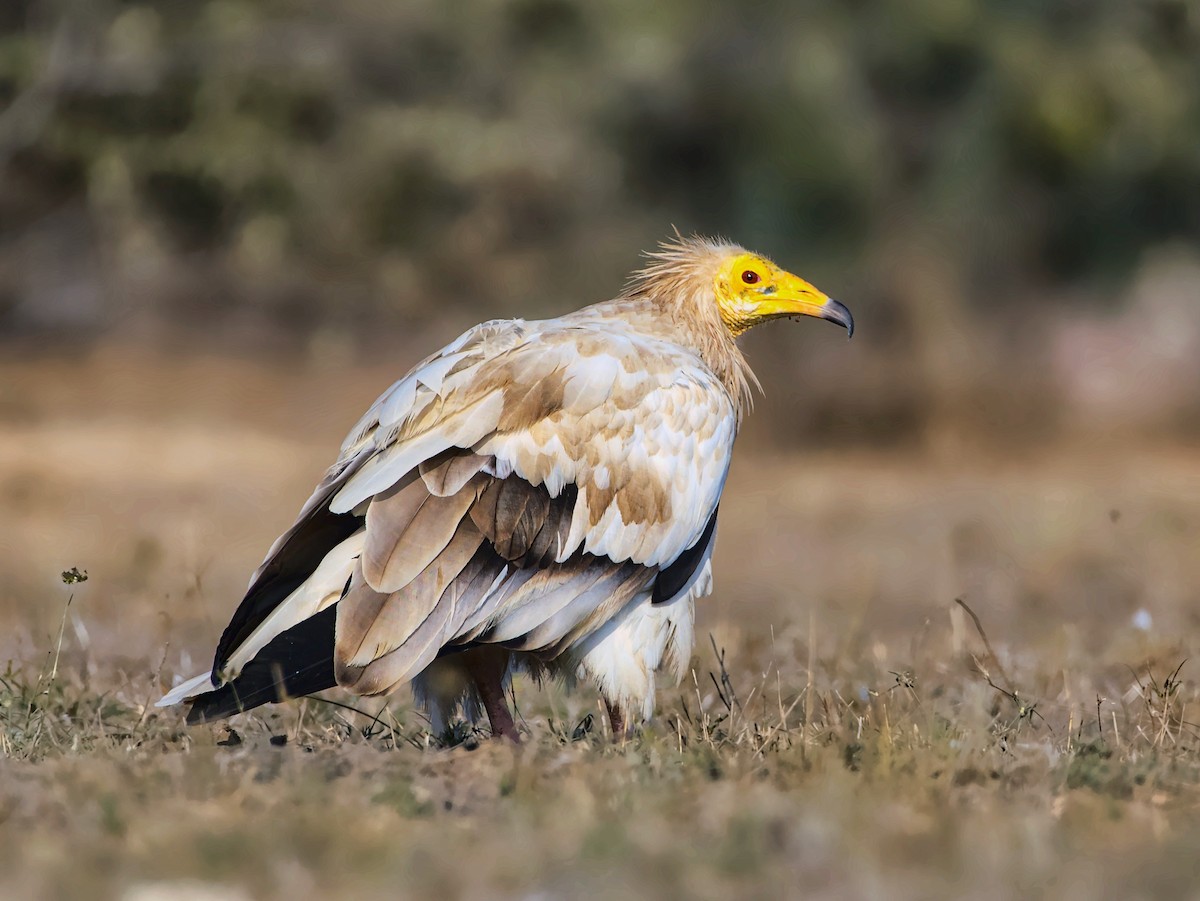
[{"x1": 2, "y1": 348, "x2": 1199, "y2": 900}]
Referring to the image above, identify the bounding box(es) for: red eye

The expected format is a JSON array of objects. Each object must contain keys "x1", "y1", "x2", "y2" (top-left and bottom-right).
[{"x1": 741, "y1": 270, "x2": 760, "y2": 284}]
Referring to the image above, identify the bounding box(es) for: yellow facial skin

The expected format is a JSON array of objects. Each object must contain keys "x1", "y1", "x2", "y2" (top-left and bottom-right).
[{"x1": 714, "y1": 252, "x2": 854, "y2": 338}]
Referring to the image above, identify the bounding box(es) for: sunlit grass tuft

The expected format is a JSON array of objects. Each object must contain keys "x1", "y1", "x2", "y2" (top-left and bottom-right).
[{"x1": 3, "y1": 593, "x2": 1200, "y2": 900}]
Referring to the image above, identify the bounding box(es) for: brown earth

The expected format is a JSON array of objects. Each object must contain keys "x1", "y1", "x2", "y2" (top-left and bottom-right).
[{"x1": 1, "y1": 347, "x2": 1199, "y2": 900}]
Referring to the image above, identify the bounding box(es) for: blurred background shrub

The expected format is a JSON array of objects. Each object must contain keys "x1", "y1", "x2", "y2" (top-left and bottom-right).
[{"x1": 2, "y1": 0, "x2": 1198, "y2": 445}]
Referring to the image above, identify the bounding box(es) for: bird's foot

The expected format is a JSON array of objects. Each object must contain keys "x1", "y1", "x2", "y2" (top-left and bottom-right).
[
  {"x1": 465, "y1": 648, "x2": 521, "y2": 744},
  {"x1": 605, "y1": 700, "x2": 627, "y2": 742}
]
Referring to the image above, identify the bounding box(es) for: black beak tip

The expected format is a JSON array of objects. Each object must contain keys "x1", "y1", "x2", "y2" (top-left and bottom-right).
[{"x1": 824, "y1": 298, "x2": 854, "y2": 339}]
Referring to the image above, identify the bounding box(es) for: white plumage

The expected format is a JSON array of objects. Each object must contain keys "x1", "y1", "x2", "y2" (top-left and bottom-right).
[{"x1": 157, "y1": 235, "x2": 852, "y2": 740}]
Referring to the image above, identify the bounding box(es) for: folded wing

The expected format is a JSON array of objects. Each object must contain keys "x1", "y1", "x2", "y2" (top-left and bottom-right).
[{"x1": 167, "y1": 313, "x2": 736, "y2": 719}]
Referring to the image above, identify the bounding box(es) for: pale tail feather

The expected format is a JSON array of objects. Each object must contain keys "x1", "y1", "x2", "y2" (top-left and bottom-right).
[
  {"x1": 221, "y1": 530, "x2": 365, "y2": 679},
  {"x1": 155, "y1": 532, "x2": 365, "y2": 708},
  {"x1": 156, "y1": 671, "x2": 218, "y2": 708}
]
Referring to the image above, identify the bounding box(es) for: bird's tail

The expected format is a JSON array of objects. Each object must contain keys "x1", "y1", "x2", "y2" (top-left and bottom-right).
[{"x1": 156, "y1": 606, "x2": 338, "y2": 724}]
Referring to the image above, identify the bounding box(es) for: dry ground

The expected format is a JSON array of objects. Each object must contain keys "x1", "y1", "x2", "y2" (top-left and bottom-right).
[{"x1": 2, "y1": 347, "x2": 1200, "y2": 900}]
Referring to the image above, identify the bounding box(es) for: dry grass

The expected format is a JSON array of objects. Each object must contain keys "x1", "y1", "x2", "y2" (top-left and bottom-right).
[{"x1": 2, "y1": 348, "x2": 1200, "y2": 900}]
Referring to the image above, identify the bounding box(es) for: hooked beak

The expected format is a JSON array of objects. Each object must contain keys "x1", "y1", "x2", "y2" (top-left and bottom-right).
[
  {"x1": 817, "y1": 298, "x2": 855, "y2": 338},
  {"x1": 754, "y1": 271, "x2": 854, "y2": 338}
]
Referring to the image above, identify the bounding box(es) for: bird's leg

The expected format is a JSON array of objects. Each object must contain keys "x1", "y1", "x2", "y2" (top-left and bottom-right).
[
  {"x1": 464, "y1": 649, "x2": 519, "y2": 743},
  {"x1": 605, "y1": 700, "x2": 626, "y2": 741}
]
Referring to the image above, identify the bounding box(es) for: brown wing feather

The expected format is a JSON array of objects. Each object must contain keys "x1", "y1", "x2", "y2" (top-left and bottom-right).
[
  {"x1": 470, "y1": 479, "x2": 576, "y2": 567},
  {"x1": 336, "y1": 519, "x2": 484, "y2": 692},
  {"x1": 362, "y1": 471, "x2": 484, "y2": 593},
  {"x1": 419, "y1": 451, "x2": 488, "y2": 497},
  {"x1": 471, "y1": 478, "x2": 550, "y2": 560}
]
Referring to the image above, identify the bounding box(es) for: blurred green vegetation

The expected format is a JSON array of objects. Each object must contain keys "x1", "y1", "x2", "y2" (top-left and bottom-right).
[{"x1": 1, "y1": 1, "x2": 1199, "y2": 448}]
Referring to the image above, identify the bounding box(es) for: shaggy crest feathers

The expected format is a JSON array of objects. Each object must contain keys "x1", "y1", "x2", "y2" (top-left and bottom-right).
[{"x1": 621, "y1": 233, "x2": 759, "y2": 422}]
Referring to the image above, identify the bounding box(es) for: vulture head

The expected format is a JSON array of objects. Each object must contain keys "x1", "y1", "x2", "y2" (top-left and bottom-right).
[
  {"x1": 712, "y1": 250, "x2": 854, "y2": 338},
  {"x1": 629, "y1": 234, "x2": 854, "y2": 345}
]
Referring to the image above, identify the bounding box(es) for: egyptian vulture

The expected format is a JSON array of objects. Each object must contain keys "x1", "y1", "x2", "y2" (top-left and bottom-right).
[{"x1": 157, "y1": 235, "x2": 853, "y2": 741}]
